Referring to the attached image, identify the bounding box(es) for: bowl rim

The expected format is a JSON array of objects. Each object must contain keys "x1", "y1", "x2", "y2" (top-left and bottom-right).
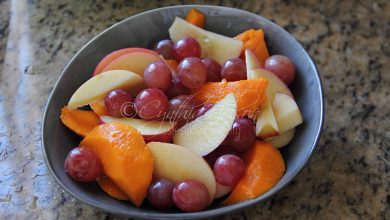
[{"x1": 42, "y1": 4, "x2": 324, "y2": 219}]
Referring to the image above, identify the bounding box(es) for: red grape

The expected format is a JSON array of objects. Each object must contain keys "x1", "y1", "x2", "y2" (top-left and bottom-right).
[
  {"x1": 144, "y1": 61, "x2": 172, "y2": 92},
  {"x1": 148, "y1": 179, "x2": 175, "y2": 210},
  {"x1": 134, "y1": 88, "x2": 169, "y2": 120},
  {"x1": 202, "y1": 58, "x2": 222, "y2": 82},
  {"x1": 213, "y1": 154, "x2": 245, "y2": 186},
  {"x1": 154, "y1": 39, "x2": 176, "y2": 59},
  {"x1": 166, "y1": 95, "x2": 201, "y2": 126},
  {"x1": 224, "y1": 118, "x2": 256, "y2": 152},
  {"x1": 177, "y1": 57, "x2": 207, "y2": 89},
  {"x1": 166, "y1": 75, "x2": 190, "y2": 99},
  {"x1": 196, "y1": 104, "x2": 214, "y2": 118},
  {"x1": 203, "y1": 144, "x2": 237, "y2": 167},
  {"x1": 104, "y1": 89, "x2": 135, "y2": 118},
  {"x1": 64, "y1": 147, "x2": 102, "y2": 182},
  {"x1": 173, "y1": 180, "x2": 209, "y2": 212},
  {"x1": 174, "y1": 37, "x2": 201, "y2": 61},
  {"x1": 264, "y1": 55, "x2": 296, "y2": 85},
  {"x1": 221, "y1": 58, "x2": 247, "y2": 82}
]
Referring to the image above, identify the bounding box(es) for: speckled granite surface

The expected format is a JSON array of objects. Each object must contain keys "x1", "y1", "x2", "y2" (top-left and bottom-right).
[{"x1": 0, "y1": 0, "x2": 389, "y2": 219}]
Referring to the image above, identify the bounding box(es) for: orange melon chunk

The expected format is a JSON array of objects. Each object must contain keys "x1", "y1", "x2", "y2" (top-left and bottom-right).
[
  {"x1": 80, "y1": 122, "x2": 153, "y2": 207},
  {"x1": 223, "y1": 141, "x2": 285, "y2": 205},
  {"x1": 60, "y1": 106, "x2": 100, "y2": 137},
  {"x1": 192, "y1": 79, "x2": 268, "y2": 117}
]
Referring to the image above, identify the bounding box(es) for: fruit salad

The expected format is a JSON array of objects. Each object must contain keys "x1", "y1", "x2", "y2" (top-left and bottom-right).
[{"x1": 60, "y1": 8, "x2": 303, "y2": 212}]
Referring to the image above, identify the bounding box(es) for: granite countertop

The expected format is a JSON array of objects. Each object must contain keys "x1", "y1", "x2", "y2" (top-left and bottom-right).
[{"x1": 0, "y1": 0, "x2": 389, "y2": 219}]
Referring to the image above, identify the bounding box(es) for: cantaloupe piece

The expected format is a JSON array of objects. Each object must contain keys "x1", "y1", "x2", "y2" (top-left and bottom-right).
[
  {"x1": 80, "y1": 122, "x2": 153, "y2": 207},
  {"x1": 223, "y1": 141, "x2": 285, "y2": 205}
]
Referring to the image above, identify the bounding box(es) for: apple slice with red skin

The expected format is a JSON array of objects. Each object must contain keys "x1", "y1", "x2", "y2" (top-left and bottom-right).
[
  {"x1": 93, "y1": 48, "x2": 161, "y2": 76},
  {"x1": 100, "y1": 116, "x2": 176, "y2": 143},
  {"x1": 265, "y1": 128, "x2": 295, "y2": 148}
]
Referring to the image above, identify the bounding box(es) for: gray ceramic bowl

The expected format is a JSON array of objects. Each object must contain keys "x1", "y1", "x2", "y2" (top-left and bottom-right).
[{"x1": 42, "y1": 5, "x2": 324, "y2": 219}]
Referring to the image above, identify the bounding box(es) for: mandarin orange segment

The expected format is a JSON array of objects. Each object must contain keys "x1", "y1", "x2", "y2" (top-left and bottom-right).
[
  {"x1": 235, "y1": 29, "x2": 269, "y2": 65},
  {"x1": 90, "y1": 102, "x2": 108, "y2": 116},
  {"x1": 223, "y1": 141, "x2": 285, "y2": 205},
  {"x1": 192, "y1": 79, "x2": 268, "y2": 117},
  {"x1": 80, "y1": 122, "x2": 153, "y2": 207},
  {"x1": 97, "y1": 175, "x2": 129, "y2": 201},
  {"x1": 60, "y1": 106, "x2": 100, "y2": 137}
]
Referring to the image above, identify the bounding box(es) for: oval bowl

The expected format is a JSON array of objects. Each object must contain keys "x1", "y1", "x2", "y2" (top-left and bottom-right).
[{"x1": 42, "y1": 5, "x2": 324, "y2": 219}]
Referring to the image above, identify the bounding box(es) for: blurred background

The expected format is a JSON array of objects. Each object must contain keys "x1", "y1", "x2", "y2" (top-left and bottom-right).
[{"x1": 0, "y1": 0, "x2": 389, "y2": 219}]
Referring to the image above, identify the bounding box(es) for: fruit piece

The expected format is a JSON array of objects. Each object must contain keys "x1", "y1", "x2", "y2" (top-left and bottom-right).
[
  {"x1": 146, "y1": 142, "x2": 216, "y2": 202},
  {"x1": 202, "y1": 58, "x2": 222, "y2": 82},
  {"x1": 166, "y1": 75, "x2": 191, "y2": 99},
  {"x1": 154, "y1": 40, "x2": 176, "y2": 60},
  {"x1": 272, "y1": 92, "x2": 303, "y2": 133},
  {"x1": 173, "y1": 180, "x2": 209, "y2": 212},
  {"x1": 185, "y1": 8, "x2": 205, "y2": 28},
  {"x1": 100, "y1": 49, "x2": 161, "y2": 76},
  {"x1": 173, "y1": 94, "x2": 236, "y2": 156},
  {"x1": 93, "y1": 48, "x2": 156, "y2": 76},
  {"x1": 223, "y1": 141, "x2": 285, "y2": 205},
  {"x1": 100, "y1": 116, "x2": 176, "y2": 143},
  {"x1": 169, "y1": 17, "x2": 243, "y2": 64},
  {"x1": 166, "y1": 95, "x2": 200, "y2": 127},
  {"x1": 224, "y1": 118, "x2": 256, "y2": 152},
  {"x1": 247, "y1": 68, "x2": 292, "y2": 101},
  {"x1": 214, "y1": 155, "x2": 245, "y2": 187},
  {"x1": 221, "y1": 58, "x2": 247, "y2": 82},
  {"x1": 196, "y1": 103, "x2": 213, "y2": 118},
  {"x1": 148, "y1": 179, "x2": 176, "y2": 210},
  {"x1": 143, "y1": 61, "x2": 173, "y2": 92},
  {"x1": 265, "y1": 55, "x2": 296, "y2": 85},
  {"x1": 80, "y1": 122, "x2": 153, "y2": 207},
  {"x1": 192, "y1": 79, "x2": 268, "y2": 117},
  {"x1": 235, "y1": 29, "x2": 269, "y2": 65},
  {"x1": 174, "y1": 37, "x2": 201, "y2": 61},
  {"x1": 97, "y1": 175, "x2": 129, "y2": 200},
  {"x1": 64, "y1": 147, "x2": 103, "y2": 182},
  {"x1": 265, "y1": 129, "x2": 295, "y2": 148},
  {"x1": 203, "y1": 144, "x2": 237, "y2": 167},
  {"x1": 104, "y1": 89, "x2": 135, "y2": 118},
  {"x1": 255, "y1": 97, "x2": 279, "y2": 138},
  {"x1": 134, "y1": 88, "x2": 169, "y2": 120},
  {"x1": 60, "y1": 107, "x2": 100, "y2": 137},
  {"x1": 165, "y1": 59, "x2": 179, "y2": 71},
  {"x1": 177, "y1": 57, "x2": 207, "y2": 89},
  {"x1": 68, "y1": 70, "x2": 143, "y2": 109},
  {"x1": 245, "y1": 48, "x2": 262, "y2": 71},
  {"x1": 90, "y1": 101, "x2": 108, "y2": 116}
]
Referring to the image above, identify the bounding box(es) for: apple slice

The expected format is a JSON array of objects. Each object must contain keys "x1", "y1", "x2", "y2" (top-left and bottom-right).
[
  {"x1": 265, "y1": 129, "x2": 295, "y2": 148},
  {"x1": 272, "y1": 92, "x2": 303, "y2": 133},
  {"x1": 101, "y1": 49, "x2": 161, "y2": 77},
  {"x1": 169, "y1": 17, "x2": 242, "y2": 64},
  {"x1": 173, "y1": 93, "x2": 237, "y2": 156},
  {"x1": 68, "y1": 70, "x2": 143, "y2": 109},
  {"x1": 256, "y1": 97, "x2": 279, "y2": 138},
  {"x1": 245, "y1": 48, "x2": 262, "y2": 71},
  {"x1": 215, "y1": 182, "x2": 233, "y2": 199},
  {"x1": 247, "y1": 68, "x2": 293, "y2": 101},
  {"x1": 147, "y1": 142, "x2": 216, "y2": 202},
  {"x1": 100, "y1": 116, "x2": 176, "y2": 143}
]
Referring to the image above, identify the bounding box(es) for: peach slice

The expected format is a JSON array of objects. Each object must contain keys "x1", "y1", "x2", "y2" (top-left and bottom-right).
[
  {"x1": 100, "y1": 116, "x2": 176, "y2": 143},
  {"x1": 147, "y1": 142, "x2": 216, "y2": 203},
  {"x1": 68, "y1": 70, "x2": 143, "y2": 109},
  {"x1": 100, "y1": 49, "x2": 161, "y2": 77},
  {"x1": 173, "y1": 93, "x2": 237, "y2": 156}
]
